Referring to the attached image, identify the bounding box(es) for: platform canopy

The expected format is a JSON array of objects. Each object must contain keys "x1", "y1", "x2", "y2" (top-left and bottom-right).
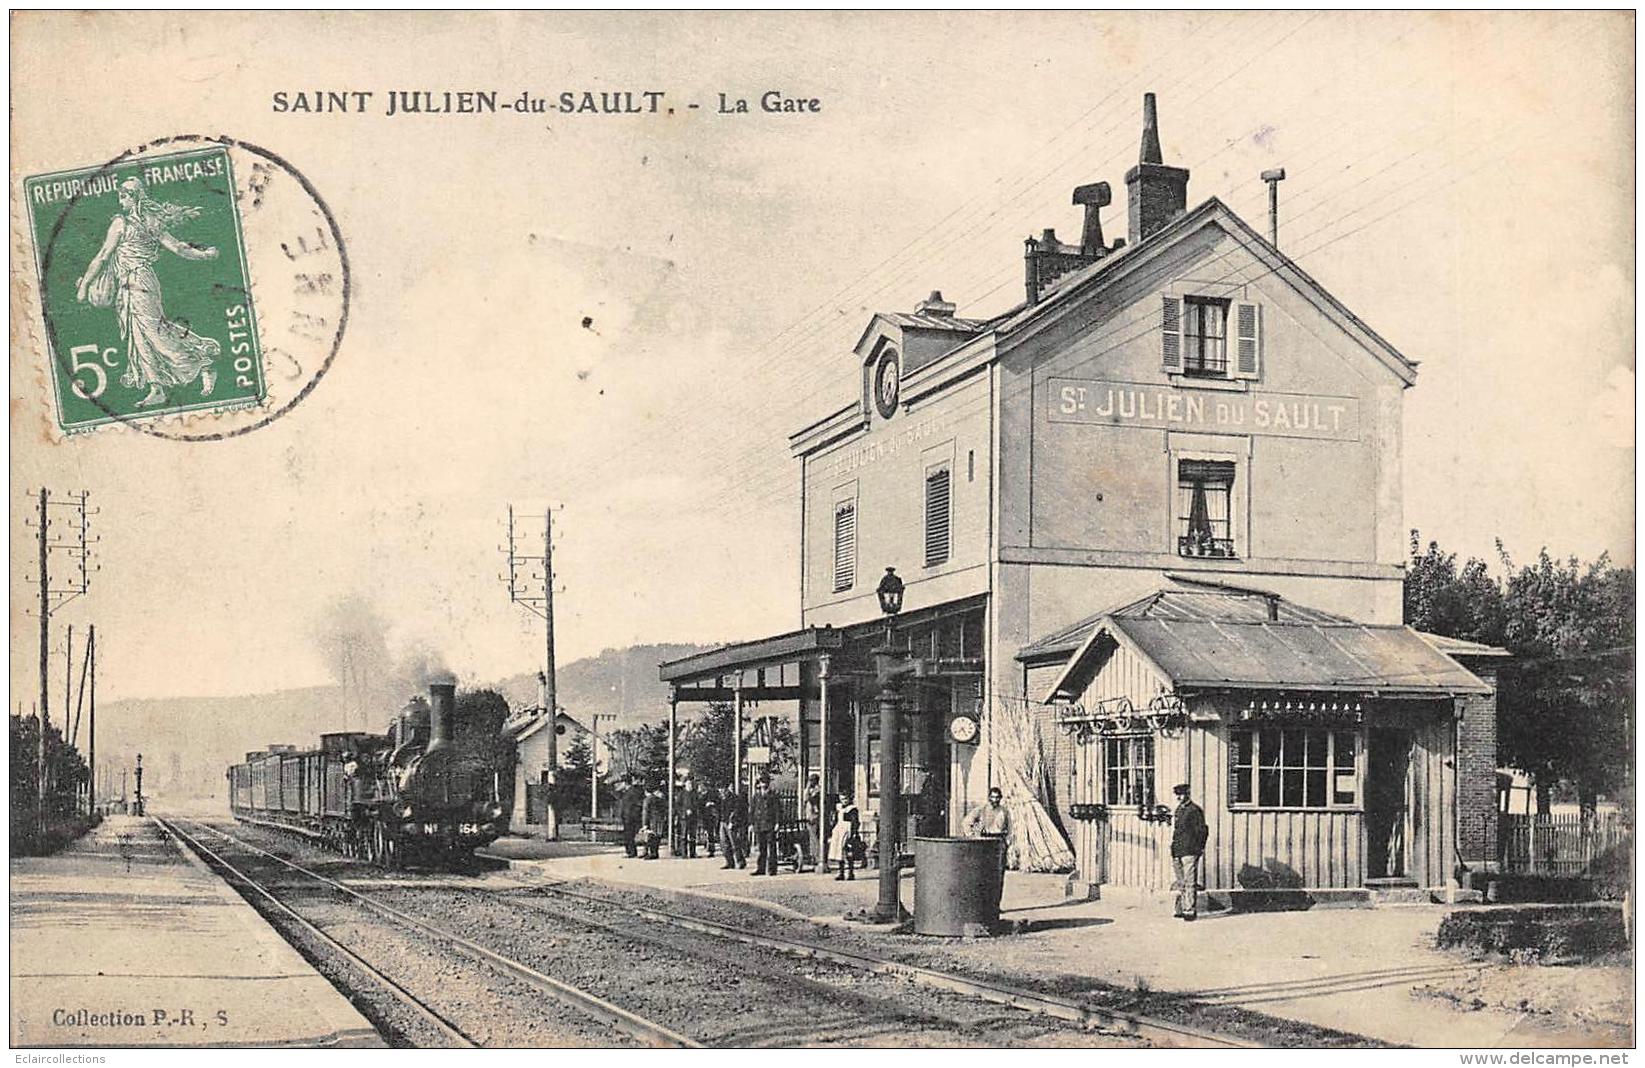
[{"x1": 659, "y1": 625, "x2": 846, "y2": 702}]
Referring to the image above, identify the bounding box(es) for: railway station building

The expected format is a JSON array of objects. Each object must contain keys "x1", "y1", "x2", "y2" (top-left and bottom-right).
[{"x1": 661, "y1": 95, "x2": 1501, "y2": 904}]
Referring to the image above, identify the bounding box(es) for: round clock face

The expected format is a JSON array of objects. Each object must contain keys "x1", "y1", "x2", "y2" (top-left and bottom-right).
[
  {"x1": 874, "y1": 351, "x2": 900, "y2": 419},
  {"x1": 949, "y1": 715, "x2": 979, "y2": 743}
]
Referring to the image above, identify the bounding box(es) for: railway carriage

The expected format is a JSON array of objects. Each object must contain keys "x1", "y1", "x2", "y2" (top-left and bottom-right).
[{"x1": 226, "y1": 673, "x2": 516, "y2": 867}]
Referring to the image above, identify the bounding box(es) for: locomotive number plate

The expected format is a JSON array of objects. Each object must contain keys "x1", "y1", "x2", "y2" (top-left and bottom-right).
[{"x1": 457, "y1": 822, "x2": 481, "y2": 836}]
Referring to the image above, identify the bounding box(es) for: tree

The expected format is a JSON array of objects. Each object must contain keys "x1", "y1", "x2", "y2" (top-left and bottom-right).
[
  {"x1": 681, "y1": 701, "x2": 735, "y2": 788},
  {"x1": 553, "y1": 733, "x2": 611, "y2": 818},
  {"x1": 1404, "y1": 532, "x2": 1634, "y2": 813},
  {"x1": 605, "y1": 726, "x2": 649, "y2": 783},
  {"x1": 679, "y1": 702, "x2": 798, "y2": 789}
]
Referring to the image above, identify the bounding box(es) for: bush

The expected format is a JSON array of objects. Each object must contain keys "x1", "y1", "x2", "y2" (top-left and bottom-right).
[{"x1": 1437, "y1": 904, "x2": 1629, "y2": 963}]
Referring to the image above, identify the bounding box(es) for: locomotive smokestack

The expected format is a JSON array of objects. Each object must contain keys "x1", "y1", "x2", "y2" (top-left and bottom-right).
[{"x1": 427, "y1": 671, "x2": 457, "y2": 753}]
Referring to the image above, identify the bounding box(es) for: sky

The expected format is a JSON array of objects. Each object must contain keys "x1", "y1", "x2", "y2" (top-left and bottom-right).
[{"x1": 9, "y1": 11, "x2": 1634, "y2": 702}]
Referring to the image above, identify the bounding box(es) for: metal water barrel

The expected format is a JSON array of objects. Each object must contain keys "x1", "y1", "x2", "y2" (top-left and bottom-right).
[{"x1": 913, "y1": 836, "x2": 1003, "y2": 936}]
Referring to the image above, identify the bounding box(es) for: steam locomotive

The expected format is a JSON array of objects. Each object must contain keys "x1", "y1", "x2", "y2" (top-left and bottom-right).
[{"x1": 226, "y1": 672, "x2": 516, "y2": 867}]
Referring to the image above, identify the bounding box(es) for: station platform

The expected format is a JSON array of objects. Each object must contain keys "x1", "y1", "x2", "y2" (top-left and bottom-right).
[
  {"x1": 10, "y1": 814, "x2": 381, "y2": 1048},
  {"x1": 485, "y1": 837, "x2": 1631, "y2": 1048}
]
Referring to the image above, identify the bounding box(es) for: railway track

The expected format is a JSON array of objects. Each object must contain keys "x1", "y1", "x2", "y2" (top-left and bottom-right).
[
  {"x1": 515, "y1": 878, "x2": 1262, "y2": 1049},
  {"x1": 163, "y1": 816, "x2": 1158, "y2": 1047},
  {"x1": 164, "y1": 814, "x2": 1249, "y2": 1048},
  {"x1": 159, "y1": 817, "x2": 695, "y2": 1048}
]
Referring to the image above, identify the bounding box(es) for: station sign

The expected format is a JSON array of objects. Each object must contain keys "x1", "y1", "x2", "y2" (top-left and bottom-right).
[{"x1": 1049, "y1": 379, "x2": 1360, "y2": 441}]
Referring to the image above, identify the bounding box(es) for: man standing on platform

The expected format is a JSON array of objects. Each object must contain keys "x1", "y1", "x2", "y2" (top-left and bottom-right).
[
  {"x1": 962, "y1": 786, "x2": 1014, "y2": 905},
  {"x1": 719, "y1": 782, "x2": 748, "y2": 870},
  {"x1": 1170, "y1": 782, "x2": 1208, "y2": 921},
  {"x1": 802, "y1": 772, "x2": 823, "y2": 869},
  {"x1": 679, "y1": 776, "x2": 701, "y2": 858},
  {"x1": 750, "y1": 776, "x2": 781, "y2": 876},
  {"x1": 618, "y1": 775, "x2": 646, "y2": 859}
]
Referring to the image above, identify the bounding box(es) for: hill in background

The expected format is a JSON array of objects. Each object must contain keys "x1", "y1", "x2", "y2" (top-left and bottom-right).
[{"x1": 86, "y1": 641, "x2": 717, "y2": 802}]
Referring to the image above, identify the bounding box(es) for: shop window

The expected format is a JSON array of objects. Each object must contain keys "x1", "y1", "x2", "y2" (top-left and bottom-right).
[
  {"x1": 1103, "y1": 735, "x2": 1155, "y2": 807},
  {"x1": 1230, "y1": 727, "x2": 1358, "y2": 809},
  {"x1": 924, "y1": 463, "x2": 951, "y2": 566},
  {"x1": 833, "y1": 499, "x2": 856, "y2": 592},
  {"x1": 1177, "y1": 459, "x2": 1236, "y2": 558}
]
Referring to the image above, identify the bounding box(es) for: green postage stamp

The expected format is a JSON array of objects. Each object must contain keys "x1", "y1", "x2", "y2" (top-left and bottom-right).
[{"x1": 24, "y1": 147, "x2": 265, "y2": 431}]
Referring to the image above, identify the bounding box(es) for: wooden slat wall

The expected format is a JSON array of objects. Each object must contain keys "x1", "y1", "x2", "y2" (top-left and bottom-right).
[
  {"x1": 1068, "y1": 674, "x2": 1459, "y2": 893},
  {"x1": 1408, "y1": 712, "x2": 1453, "y2": 888}
]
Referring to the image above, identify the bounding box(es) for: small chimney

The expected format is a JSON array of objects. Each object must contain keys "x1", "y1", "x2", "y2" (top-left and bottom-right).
[
  {"x1": 915, "y1": 290, "x2": 956, "y2": 317},
  {"x1": 1124, "y1": 93, "x2": 1190, "y2": 246},
  {"x1": 427, "y1": 670, "x2": 457, "y2": 753},
  {"x1": 536, "y1": 670, "x2": 549, "y2": 714}
]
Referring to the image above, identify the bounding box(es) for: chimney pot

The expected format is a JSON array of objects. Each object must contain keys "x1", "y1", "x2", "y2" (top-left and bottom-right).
[
  {"x1": 915, "y1": 289, "x2": 956, "y2": 317},
  {"x1": 1124, "y1": 93, "x2": 1191, "y2": 246}
]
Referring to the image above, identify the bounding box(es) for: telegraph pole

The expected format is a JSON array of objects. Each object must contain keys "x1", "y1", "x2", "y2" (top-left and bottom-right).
[
  {"x1": 502, "y1": 504, "x2": 560, "y2": 839},
  {"x1": 28, "y1": 488, "x2": 95, "y2": 835},
  {"x1": 88, "y1": 627, "x2": 97, "y2": 817}
]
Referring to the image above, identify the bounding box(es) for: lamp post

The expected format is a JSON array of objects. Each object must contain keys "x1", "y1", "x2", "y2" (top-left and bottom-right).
[{"x1": 871, "y1": 567, "x2": 909, "y2": 924}]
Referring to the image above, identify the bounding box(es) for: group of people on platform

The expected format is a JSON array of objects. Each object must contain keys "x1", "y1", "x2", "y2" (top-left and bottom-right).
[
  {"x1": 613, "y1": 772, "x2": 867, "y2": 879},
  {"x1": 606, "y1": 771, "x2": 1210, "y2": 920}
]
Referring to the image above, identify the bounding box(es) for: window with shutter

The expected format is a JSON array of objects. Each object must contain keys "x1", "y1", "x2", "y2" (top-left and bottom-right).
[
  {"x1": 1160, "y1": 295, "x2": 1182, "y2": 372},
  {"x1": 1234, "y1": 301, "x2": 1261, "y2": 378},
  {"x1": 832, "y1": 501, "x2": 856, "y2": 592},
  {"x1": 924, "y1": 465, "x2": 951, "y2": 567}
]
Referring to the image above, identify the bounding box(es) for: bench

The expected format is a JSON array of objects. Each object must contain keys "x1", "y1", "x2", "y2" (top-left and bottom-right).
[{"x1": 580, "y1": 817, "x2": 625, "y2": 843}]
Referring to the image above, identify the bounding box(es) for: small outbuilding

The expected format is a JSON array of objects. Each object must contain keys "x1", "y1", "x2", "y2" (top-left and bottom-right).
[{"x1": 1026, "y1": 581, "x2": 1504, "y2": 905}]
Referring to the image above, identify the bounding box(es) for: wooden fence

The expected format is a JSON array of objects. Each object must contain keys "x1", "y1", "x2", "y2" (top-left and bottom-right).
[{"x1": 1498, "y1": 812, "x2": 1631, "y2": 876}]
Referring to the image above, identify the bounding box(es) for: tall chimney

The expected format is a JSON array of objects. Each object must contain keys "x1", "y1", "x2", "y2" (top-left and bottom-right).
[
  {"x1": 1125, "y1": 93, "x2": 1190, "y2": 246},
  {"x1": 427, "y1": 670, "x2": 457, "y2": 753}
]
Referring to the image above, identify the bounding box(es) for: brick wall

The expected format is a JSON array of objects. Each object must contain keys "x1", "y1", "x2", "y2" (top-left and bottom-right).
[{"x1": 1456, "y1": 663, "x2": 1499, "y2": 865}]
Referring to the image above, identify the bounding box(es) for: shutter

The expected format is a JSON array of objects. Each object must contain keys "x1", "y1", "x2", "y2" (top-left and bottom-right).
[
  {"x1": 832, "y1": 502, "x2": 856, "y2": 592},
  {"x1": 1234, "y1": 301, "x2": 1261, "y2": 378},
  {"x1": 1160, "y1": 295, "x2": 1183, "y2": 372},
  {"x1": 924, "y1": 467, "x2": 951, "y2": 566}
]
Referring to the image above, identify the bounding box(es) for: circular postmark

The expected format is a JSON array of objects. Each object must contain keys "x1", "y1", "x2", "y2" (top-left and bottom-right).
[{"x1": 26, "y1": 133, "x2": 349, "y2": 441}]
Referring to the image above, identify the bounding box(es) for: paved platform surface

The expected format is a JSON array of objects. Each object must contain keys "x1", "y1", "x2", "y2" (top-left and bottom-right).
[
  {"x1": 487, "y1": 836, "x2": 1631, "y2": 1049},
  {"x1": 10, "y1": 814, "x2": 381, "y2": 1048}
]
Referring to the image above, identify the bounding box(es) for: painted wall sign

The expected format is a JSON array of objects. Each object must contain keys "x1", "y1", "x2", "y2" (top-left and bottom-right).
[
  {"x1": 826, "y1": 415, "x2": 942, "y2": 478},
  {"x1": 1049, "y1": 378, "x2": 1360, "y2": 441}
]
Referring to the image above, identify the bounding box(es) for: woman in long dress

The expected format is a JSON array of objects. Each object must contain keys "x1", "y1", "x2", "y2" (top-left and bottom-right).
[{"x1": 75, "y1": 177, "x2": 221, "y2": 408}]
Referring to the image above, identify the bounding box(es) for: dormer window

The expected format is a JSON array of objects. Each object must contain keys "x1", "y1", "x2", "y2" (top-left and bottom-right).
[{"x1": 1183, "y1": 296, "x2": 1229, "y2": 377}]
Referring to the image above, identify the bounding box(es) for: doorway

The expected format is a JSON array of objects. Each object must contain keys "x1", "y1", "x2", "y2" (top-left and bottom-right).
[{"x1": 1365, "y1": 728, "x2": 1412, "y2": 879}]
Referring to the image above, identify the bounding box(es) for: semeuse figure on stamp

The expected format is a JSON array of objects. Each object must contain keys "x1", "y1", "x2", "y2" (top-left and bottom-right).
[
  {"x1": 1170, "y1": 782, "x2": 1209, "y2": 921},
  {"x1": 74, "y1": 176, "x2": 221, "y2": 409}
]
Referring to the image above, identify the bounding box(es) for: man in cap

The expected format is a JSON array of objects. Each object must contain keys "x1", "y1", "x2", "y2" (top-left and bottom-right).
[
  {"x1": 1170, "y1": 782, "x2": 1209, "y2": 920},
  {"x1": 618, "y1": 775, "x2": 646, "y2": 858}
]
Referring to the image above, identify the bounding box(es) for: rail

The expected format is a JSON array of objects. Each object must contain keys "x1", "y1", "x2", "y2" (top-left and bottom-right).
[
  {"x1": 156, "y1": 816, "x2": 475, "y2": 1048},
  {"x1": 528, "y1": 879, "x2": 1261, "y2": 1049},
  {"x1": 164, "y1": 816, "x2": 700, "y2": 1049}
]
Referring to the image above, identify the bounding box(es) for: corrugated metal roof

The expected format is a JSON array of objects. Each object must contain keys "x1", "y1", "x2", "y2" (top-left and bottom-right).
[
  {"x1": 874, "y1": 311, "x2": 989, "y2": 333},
  {"x1": 1116, "y1": 618, "x2": 1489, "y2": 694},
  {"x1": 1018, "y1": 587, "x2": 1350, "y2": 661}
]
